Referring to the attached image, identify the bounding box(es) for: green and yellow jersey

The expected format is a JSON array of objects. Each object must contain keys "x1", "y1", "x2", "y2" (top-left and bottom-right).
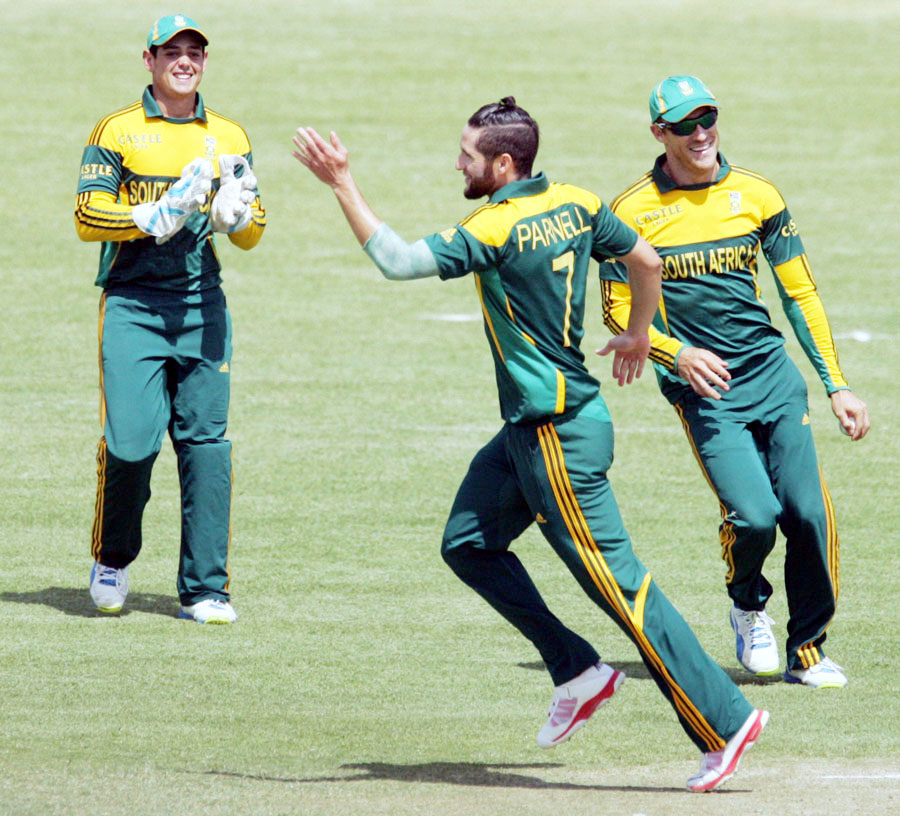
[
  {"x1": 602, "y1": 154, "x2": 847, "y2": 401},
  {"x1": 74, "y1": 87, "x2": 265, "y2": 291},
  {"x1": 424, "y1": 172, "x2": 638, "y2": 423}
]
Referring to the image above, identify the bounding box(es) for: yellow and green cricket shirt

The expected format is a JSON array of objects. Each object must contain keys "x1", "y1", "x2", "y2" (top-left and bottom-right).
[
  {"x1": 74, "y1": 87, "x2": 265, "y2": 291},
  {"x1": 601, "y1": 154, "x2": 847, "y2": 402},
  {"x1": 424, "y1": 173, "x2": 638, "y2": 424}
]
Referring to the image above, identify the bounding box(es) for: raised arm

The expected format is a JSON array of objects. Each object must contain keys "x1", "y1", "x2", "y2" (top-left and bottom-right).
[
  {"x1": 292, "y1": 127, "x2": 382, "y2": 246},
  {"x1": 292, "y1": 127, "x2": 439, "y2": 281}
]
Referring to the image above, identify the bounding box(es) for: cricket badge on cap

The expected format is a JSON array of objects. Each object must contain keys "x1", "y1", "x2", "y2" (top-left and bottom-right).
[
  {"x1": 650, "y1": 75, "x2": 717, "y2": 123},
  {"x1": 147, "y1": 14, "x2": 209, "y2": 49}
]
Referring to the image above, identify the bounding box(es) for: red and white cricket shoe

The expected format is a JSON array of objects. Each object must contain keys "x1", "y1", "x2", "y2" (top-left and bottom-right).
[
  {"x1": 536, "y1": 661, "x2": 625, "y2": 749},
  {"x1": 687, "y1": 708, "x2": 769, "y2": 792}
]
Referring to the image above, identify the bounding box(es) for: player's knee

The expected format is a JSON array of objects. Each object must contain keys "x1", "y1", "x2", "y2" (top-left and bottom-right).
[
  {"x1": 441, "y1": 535, "x2": 482, "y2": 579},
  {"x1": 441, "y1": 536, "x2": 465, "y2": 571},
  {"x1": 728, "y1": 500, "x2": 780, "y2": 541},
  {"x1": 106, "y1": 436, "x2": 162, "y2": 463},
  {"x1": 780, "y1": 502, "x2": 830, "y2": 546},
  {"x1": 785, "y1": 494, "x2": 829, "y2": 527}
]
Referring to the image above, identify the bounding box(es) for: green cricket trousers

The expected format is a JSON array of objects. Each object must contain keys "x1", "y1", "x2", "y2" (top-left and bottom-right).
[
  {"x1": 91, "y1": 285, "x2": 233, "y2": 605},
  {"x1": 673, "y1": 346, "x2": 839, "y2": 672},
  {"x1": 441, "y1": 395, "x2": 752, "y2": 753}
]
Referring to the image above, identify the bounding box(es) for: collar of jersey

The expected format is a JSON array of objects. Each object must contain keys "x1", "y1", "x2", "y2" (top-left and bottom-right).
[
  {"x1": 488, "y1": 171, "x2": 549, "y2": 204},
  {"x1": 142, "y1": 85, "x2": 208, "y2": 123},
  {"x1": 651, "y1": 153, "x2": 730, "y2": 193}
]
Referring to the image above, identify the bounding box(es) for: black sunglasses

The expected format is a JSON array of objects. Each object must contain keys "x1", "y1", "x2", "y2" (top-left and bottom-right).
[{"x1": 658, "y1": 108, "x2": 718, "y2": 136}]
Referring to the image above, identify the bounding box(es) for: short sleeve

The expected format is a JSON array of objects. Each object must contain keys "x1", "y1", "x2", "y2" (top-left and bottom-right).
[
  {"x1": 423, "y1": 224, "x2": 493, "y2": 280},
  {"x1": 77, "y1": 143, "x2": 123, "y2": 196},
  {"x1": 591, "y1": 202, "x2": 639, "y2": 261}
]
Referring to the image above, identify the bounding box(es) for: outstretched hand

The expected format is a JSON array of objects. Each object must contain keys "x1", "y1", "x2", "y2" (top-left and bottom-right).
[
  {"x1": 292, "y1": 127, "x2": 350, "y2": 187},
  {"x1": 596, "y1": 330, "x2": 650, "y2": 386}
]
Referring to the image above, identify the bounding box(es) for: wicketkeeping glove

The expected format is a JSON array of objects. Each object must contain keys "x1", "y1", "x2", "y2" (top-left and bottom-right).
[
  {"x1": 132, "y1": 157, "x2": 214, "y2": 244},
  {"x1": 210, "y1": 154, "x2": 258, "y2": 234}
]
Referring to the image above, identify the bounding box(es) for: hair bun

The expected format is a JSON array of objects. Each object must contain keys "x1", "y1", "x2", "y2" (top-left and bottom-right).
[{"x1": 499, "y1": 96, "x2": 517, "y2": 108}]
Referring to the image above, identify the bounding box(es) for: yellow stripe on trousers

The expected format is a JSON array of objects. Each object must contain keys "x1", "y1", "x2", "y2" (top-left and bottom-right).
[
  {"x1": 819, "y1": 465, "x2": 840, "y2": 602},
  {"x1": 796, "y1": 643, "x2": 821, "y2": 670},
  {"x1": 795, "y1": 465, "x2": 840, "y2": 670},
  {"x1": 91, "y1": 294, "x2": 109, "y2": 562},
  {"x1": 91, "y1": 438, "x2": 107, "y2": 561},
  {"x1": 536, "y1": 422, "x2": 724, "y2": 751}
]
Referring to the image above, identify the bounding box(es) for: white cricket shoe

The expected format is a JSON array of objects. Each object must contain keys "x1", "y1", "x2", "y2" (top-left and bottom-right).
[
  {"x1": 687, "y1": 708, "x2": 769, "y2": 792},
  {"x1": 179, "y1": 599, "x2": 237, "y2": 624},
  {"x1": 730, "y1": 606, "x2": 779, "y2": 675},
  {"x1": 784, "y1": 656, "x2": 847, "y2": 689},
  {"x1": 90, "y1": 562, "x2": 128, "y2": 613},
  {"x1": 536, "y1": 661, "x2": 625, "y2": 749}
]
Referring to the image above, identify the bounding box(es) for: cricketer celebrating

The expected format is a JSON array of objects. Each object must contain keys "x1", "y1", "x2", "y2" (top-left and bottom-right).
[
  {"x1": 602, "y1": 76, "x2": 870, "y2": 687},
  {"x1": 74, "y1": 15, "x2": 265, "y2": 623},
  {"x1": 292, "y1": 97, "x2": 767, "y2": 792}
]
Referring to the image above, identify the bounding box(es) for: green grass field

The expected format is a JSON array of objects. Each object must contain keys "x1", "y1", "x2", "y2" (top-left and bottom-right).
[{"x1": 1, "y1": 1, "x2": 898, "y2": 813}]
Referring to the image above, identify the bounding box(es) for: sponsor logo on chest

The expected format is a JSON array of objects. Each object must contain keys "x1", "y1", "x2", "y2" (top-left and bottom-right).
[
  {"x1": 634, "y1": 203, "x2": 683, "y2": 227},
  {"x1": 118, "y1": 133, "x2": 163, "y2": 149}
]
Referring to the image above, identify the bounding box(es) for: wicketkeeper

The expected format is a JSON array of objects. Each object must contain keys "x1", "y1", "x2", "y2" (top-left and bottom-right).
[{"x1": 75, "y1": 14, "x2": 265, "y2": 623}]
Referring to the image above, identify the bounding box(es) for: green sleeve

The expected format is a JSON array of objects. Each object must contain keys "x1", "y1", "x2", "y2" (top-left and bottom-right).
[
  {"x1": 591, "y1": 202, "x2": 639, "y2": 262},
  {"x1": 760, "y1": 206, "x2": 805, "y2": 266},
  {"x1": 423, "y1": 225, "x2": 493, "y2": 280},
  {"x1": 77, "y1": 145, "x2": 123, "y2": 197}
]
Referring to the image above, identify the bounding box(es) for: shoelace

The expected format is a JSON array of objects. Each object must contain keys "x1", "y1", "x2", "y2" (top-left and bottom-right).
[
  {"x1": 813, "y1": 657, "x2": 844, "y2": 673},
  {"x1": 97, "y1": 566, "x2": 120, "y2": 586},
  {"x1": 546, "y1": 696, "x2": 576, "y2": 725},
  {"x1": 698, "y1": 748, "x2": 724, "y2": 771},
  {"x1": 746, "y1": 611, "x2": 775, "y2": 647}
]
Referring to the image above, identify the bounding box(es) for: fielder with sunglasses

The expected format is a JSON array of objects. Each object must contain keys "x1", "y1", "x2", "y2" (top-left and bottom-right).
[{"x1": 601, "y1": 75, "x2": 869, "y2": 689}]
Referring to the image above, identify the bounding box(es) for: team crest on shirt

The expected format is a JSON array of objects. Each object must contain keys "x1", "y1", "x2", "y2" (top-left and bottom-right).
[
  {"x1": 729, "y1": 191, "x2": 742, "y2": 214},
  {"x1": 205, "y1": 136, "x2": 217, "y2": 161}
]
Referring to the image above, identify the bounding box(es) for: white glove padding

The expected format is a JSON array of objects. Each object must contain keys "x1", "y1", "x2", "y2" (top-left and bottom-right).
[
  {"x1": 132, "y1": 158, "x2": 214, "y2": 244},
  {"x1": 210, "y1": 154, "x2": 258, "y2": 233}
]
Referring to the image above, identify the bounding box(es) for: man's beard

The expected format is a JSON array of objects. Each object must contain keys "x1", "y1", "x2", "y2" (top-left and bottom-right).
[{"x1": 464, "y1": 166, "x2": 496, "y2": 199}]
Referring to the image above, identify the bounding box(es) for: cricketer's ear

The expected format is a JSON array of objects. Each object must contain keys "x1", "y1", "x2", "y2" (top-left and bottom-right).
[
  {"x1": 650, "y1": 124, "x2": 667, "y2": 145},
  {"x1": 493, "y1": 152, "x2": 515, "y2": 176}
]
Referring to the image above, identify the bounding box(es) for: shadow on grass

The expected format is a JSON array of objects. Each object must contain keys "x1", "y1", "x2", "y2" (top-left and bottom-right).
[
  {"x1": 517, "y1": 660, "x2": 782, "y2": 686},
  {"x1": 199, "y1": 762, "x2": 698, "y2": 793},
  {"x1": 0, "y1": 586, "x2": 180, "y2": 618}
]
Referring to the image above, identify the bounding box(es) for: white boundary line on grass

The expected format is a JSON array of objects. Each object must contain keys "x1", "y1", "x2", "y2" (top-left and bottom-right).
[
  {"x1": 833, "y1": 330, "x2": 895, "y2": 341},
  {"x1": 422, "y1": 313, "x2": 482, "y2": 322},
  {"x1": 820, "y1": 774, "x2": 900, "y2": 779}
]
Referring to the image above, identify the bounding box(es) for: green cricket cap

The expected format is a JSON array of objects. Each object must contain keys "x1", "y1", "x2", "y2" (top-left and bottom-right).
[
  {"x1": 649, "y1": 75, "x2": 717, "y2": 123},
  {"x1": 147, "y1": 14, "x2": 208, "y2": 49}
]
